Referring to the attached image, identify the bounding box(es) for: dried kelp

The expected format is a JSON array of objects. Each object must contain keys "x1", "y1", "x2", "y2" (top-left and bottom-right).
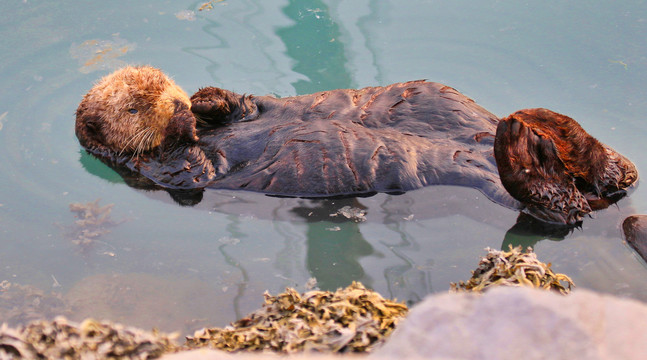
[
  {"x1": 451, "y1": 246, "x2": 574, "y2": 295},
  {"x1": 0, "y1": 317, "x2": 177, "y2": 359},
  {"x1": 185, "y1": 282, "x2": 408, "y2": 353},
  {"x1": 67, "y1": 199, "x2": 120, "y2": 246},
  {"x1": 198, "y1": 0, "x2": 225, "y2": 11}
]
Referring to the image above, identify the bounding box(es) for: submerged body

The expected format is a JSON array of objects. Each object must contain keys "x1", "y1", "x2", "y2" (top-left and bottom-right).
[{"x1": 75, "y1": 66, "x2": 637, "y2": 225}]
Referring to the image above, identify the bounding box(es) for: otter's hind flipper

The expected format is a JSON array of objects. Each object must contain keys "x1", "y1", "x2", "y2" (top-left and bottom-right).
[{"x1": 494, "y1": 113, "x2": 591, "y2": 225}]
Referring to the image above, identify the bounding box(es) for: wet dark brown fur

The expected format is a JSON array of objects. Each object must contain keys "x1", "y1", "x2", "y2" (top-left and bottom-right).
[
  {"x1": 189, "y1": 81, "x2": 512, "y2": 204},
  {"x1": 76, "y1": 66, "x2": 638, "y2": 225},
  {"x1": 494, "y1": 109, "x2": 637, "y2": 224}
]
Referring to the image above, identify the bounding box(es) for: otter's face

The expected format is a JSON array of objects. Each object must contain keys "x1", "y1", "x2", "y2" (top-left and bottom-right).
[{"x1": 75, "y1": 66, "x2": 192, "y2": 157}]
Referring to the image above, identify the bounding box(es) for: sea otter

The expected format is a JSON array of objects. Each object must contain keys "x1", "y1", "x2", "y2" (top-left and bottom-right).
[{"x1": 75, "y1": 66, "x2": 637, "y2": 225}]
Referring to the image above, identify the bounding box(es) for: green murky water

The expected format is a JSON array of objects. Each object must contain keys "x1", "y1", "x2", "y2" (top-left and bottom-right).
[{"x1": 1, "y1": 0, "x2": 647, "y2": 334}]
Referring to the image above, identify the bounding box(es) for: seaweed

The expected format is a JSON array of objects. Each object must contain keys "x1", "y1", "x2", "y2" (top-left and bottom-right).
[
  {"x1": 66, "y1": 199, "x2": 121, "y2": 246},
  {"x1": 0, "y1": 317, "x2": 177, "y2": 359},
  {"x1": 185, "y1": 281, "x2": 408, "y2": 353},
  {"x1": 450, "y1": 246, "x2": 575, "y2": 295},
  {"x1": 198, "y1": 0, "x2": 225, "y2": 11}
]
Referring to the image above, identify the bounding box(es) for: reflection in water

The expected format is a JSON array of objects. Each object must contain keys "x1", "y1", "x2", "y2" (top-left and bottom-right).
[
  {"x1": 305, "y1": 221, "x2": 373, "y2": 290},
  {"x1": 325, "y1": 0, "x2": 379, "y2": 87},
  {"x1": 380, "y1": 221, "x2": 434, "y2": 305},
  {"x1": 290, "y1": 198, "x2": 373, "y2": 290},
  {"x1": 181, "y1": 15, "x2": 228, "y2": 83},
  {"x1": 181, "y1": 0, "x2": 305, "y2": 96},
  {"x1": 218, "y1": 215, "x2": 251, "y2": 321},
  {"x1": 288, "y1": 197, "x2": 432, "y2": 301},
  {"x1": 75, "y1": 123, "x2": 642, "y2": 325},
  {"x1": 277, "y1": 0, "x2": 352, "y2": 93},
  {"x1": 501, "y1": 213, "x2": 570, "y2": 250},
  {"x1": 78, "y1": 151, "x2": 123, "y2": 185}
]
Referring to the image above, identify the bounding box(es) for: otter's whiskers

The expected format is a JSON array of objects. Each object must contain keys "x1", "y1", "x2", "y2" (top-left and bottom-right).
[
  {"x1": 134, "y1": 129, "x2": 157, "y2": 159},
  {"x1": 119, "y1": 128, "x2": 157, "y2": 159}
]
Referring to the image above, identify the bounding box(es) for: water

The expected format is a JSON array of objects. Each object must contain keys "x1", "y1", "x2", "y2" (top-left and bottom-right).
[{"x1": 1, "y1": 0, "x2": 646, "y2": 334}]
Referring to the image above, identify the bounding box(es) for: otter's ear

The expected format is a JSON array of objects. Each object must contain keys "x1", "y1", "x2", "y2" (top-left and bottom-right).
[
  {"x1": 75, "y1": 112, "x2": 119, "y2": 162},
  {"x1": 494, "y1": 115, "x2": 591, "y2": 225}
]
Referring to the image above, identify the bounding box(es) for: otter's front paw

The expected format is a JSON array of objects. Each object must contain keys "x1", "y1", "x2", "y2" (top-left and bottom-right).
[
  {"x1": 163, "y1": 110, "x2": 198, "y2": 145},
  {"x1": 190, "y1": 87, "x2": 233, "y2": 126}
]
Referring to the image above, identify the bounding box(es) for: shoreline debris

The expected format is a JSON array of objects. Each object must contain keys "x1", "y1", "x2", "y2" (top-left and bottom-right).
[
  {"x1": 450, "y1": 246, "x2": 575, "y2": 295},
  {"x1": 185, "y1": 282, "x2": 408, "y2": 353},
  {"x1": 0, "y1": 317, "x2": 177, "y2": 359}
]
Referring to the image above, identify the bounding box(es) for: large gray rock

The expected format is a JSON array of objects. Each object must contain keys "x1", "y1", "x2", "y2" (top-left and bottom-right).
[{"x1": 376, "y1": 286, "x2": 647, "y2": 360}]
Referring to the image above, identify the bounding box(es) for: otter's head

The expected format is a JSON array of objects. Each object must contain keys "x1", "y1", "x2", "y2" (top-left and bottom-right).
[
  {"x1": 494, "y1": 108, "x2": 638, "y2": 225},
  {"x1": 75, "y1": 66, "x2": 195, "y2": 159}
]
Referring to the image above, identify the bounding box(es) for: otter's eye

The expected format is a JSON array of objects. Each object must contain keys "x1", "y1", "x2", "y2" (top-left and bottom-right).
[{"x1": 128, "y1": 108, "x2": 138, "y2": 114}]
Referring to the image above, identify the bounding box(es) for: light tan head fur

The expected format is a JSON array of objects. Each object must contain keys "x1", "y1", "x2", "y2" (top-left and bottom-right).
[{"x1": 76, "y1": 66, "x2": 191, "y2": 157}]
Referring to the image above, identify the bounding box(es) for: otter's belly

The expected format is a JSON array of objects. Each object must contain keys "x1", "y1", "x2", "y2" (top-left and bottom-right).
[{"x1": 197, "y1": 81, "x2": 519, "y2": 208}]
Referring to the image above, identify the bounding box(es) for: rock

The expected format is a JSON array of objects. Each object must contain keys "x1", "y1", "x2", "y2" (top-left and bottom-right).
[
  {"x1": 376, "y1": 286, "x2": 647, "y2": 360},
  {"x1": 623, "y1": 215, "x2": 647, "y2": 263}
]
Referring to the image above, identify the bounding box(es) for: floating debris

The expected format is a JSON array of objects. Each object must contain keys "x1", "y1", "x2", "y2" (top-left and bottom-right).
[
  {"x1": 67, "y1": 199, "x2": 121, "y2": 246},
  {"x1": 70, "y1": 34, "x2": 136, "y2": 74},
  {"x1": 175, "y1": 10, "x2": 196, "y2": 21},
  {"x1": 609, "y1": 59, "x2": 629, "y2": 70},
  {"x1": 217, "y1": 236, "x2": 240, "y2": 246},
  {"x1": 185, "y1": 282, "x2": 408, "y2": 353},
  {"x1": 329, "y1": 206, "x2": 366, "y2": 222},
  {"x1": 450, "y1": 246, "x2": 574, "y2": 295},
  {"x1": 199, "y1": 0, "x2": 225, "y2": 11},
  {"x1": 0, "y1": 111, "x2": 7, "y2": 132},
  {"x1": 304, "y1": 277, "x2": 318, "y2": 290},
  {"x1": 0, "y1": 317, "x2": 177, "y2": 359}
]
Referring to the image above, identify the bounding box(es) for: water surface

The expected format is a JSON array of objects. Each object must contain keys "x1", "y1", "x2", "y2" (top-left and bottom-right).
[{"x1": 1, "y1": 0, "x2": 646, "y2": 334}]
